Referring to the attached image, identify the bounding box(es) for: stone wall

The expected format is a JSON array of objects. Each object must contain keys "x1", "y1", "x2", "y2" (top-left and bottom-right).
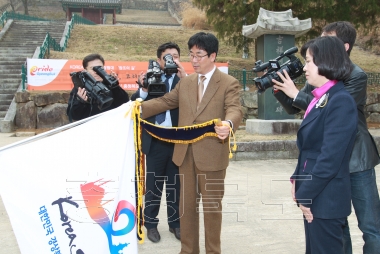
[
  {"x1": 12, "y1": 90, "x2": 380, "y2": 131},
  {"x1": 240, "y1": 90, "x2": 380, "y2": 122},
  {"x1": 14, "y1": 90, "x2": 135, "y2": 130}
]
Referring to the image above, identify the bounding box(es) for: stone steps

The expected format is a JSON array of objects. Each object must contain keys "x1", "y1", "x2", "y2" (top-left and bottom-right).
[
  {"x1": 0, "y1": 88, "x2": 18, "y2": 94},
  {"x1": 0, "y1": 100, "x2": 12, "y2": 105},
  {"x1": 0, "y1": 20, "x2": 66, "y2": 132}
]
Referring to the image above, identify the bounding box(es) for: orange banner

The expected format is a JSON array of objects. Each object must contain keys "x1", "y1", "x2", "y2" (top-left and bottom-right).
[{"x1": 27, "y1": 59, "x2": 228, "y2": 91}]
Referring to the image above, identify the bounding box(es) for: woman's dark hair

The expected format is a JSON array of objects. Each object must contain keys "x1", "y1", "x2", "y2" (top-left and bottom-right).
[
  {"x1": 82, "y1": 53, "x2": 105, "y2": 69},
  {"x1": 300, "y1": 36, "x2": 353, "y2": 81},
  {"x1": 188, "y1": 32, "x2": 218, "y2": 59}
]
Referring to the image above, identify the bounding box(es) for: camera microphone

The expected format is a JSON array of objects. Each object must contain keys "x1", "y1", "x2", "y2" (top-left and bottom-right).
[{"x1": 282, "y1": 47, "x2": 298, "y2": 56}]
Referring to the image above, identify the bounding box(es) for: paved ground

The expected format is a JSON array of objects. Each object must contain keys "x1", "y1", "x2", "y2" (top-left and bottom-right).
[{"x1": 0, "y1": 132, "x2": 379, "y2": 253}]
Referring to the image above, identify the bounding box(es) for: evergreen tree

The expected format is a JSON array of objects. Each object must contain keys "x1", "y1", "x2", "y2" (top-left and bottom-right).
[{"x1": 193, "y1": 0, "x2": 380, "y2": 53}]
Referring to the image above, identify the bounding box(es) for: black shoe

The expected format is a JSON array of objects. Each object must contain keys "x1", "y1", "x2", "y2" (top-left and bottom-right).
[
  {"x1": 147, "y1": 228, "x2": 161, "y2": 243},
  {"x1": 169, "y1": 227, "x2": 180, "y2": 240}
]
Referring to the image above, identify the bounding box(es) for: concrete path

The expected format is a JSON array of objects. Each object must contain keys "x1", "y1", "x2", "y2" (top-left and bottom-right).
[{"x1": 0, "y1": 132, "x2": 378, "y2": 253}]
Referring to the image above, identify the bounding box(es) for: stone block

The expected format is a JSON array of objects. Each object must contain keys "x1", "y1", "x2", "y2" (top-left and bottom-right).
[
  {"x1": 240, "y1": 91, "x2": 258, "y2": 108},
  {"x1": 37, "y1": 103, "x2": 69, "y2": 129},
  {"x1": 260, "y1": 141, "x2": 285, "y2": 151},
  {"x1": 246, "y1": 119, "x2": 302, "y2": 135},
  {"x1": 367, "y1": 93, "x2": 380, "y2": 105},
  {"x1": 367, "y1": 113, "x2": 380, "y2": 123},
  {"x1": 33, "y1": 93, "x2": 68, "y2": 107},
  {"x1": 15, "y1": 91, "x2": 31, "y2": 103},
  {"x1": 366, "y1": 103, "x2": 380, "y2": 113},
  {"x1": 15, "y1": 101, "x2": 36, "y2": 129}
]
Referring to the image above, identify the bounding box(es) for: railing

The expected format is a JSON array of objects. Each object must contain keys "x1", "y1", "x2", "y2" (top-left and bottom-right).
[
  {"x1": 39, "y1": 14, "x2": 95, "y2": 59},
  {"x1": 71, "y1": 13, "x2": 96, "y2": 25},
  {"x1": 229, "y1": 70, "x2": 380, "y2": 88},
  {"x1": 11, "y1": 12, "x2": 95, "y2": 91},
  {"x1": 21, "y1": 63, "x2": 27, "y2": 91},
  {"x1": 0, "y1": 10, "x2": 50, "y2": 27}
]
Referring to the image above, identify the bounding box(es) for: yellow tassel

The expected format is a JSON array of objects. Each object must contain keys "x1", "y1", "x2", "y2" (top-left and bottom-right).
[{"x1": 131, "y1": 100, "x2": 145, "y2": 243}]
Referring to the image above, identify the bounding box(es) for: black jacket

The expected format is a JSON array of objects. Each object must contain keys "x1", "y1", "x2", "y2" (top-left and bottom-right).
[
  {"x1": 67, "y1": 86, "x2": 129, "y2": 121},
  {"x1": 131, "y1": 75, "x2": 180, "y2": 155},
  {"x1": 274, "y1": 63, "x2": 380, "y2": 173}
]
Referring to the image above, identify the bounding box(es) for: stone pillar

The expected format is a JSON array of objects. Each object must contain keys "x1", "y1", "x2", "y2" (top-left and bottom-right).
[
  {"x1": 242, "y1": 7, "x2": 312, "y2": 133},
  {"x1": 256, "y1": 34, "x2": 295, "y2": 120}
]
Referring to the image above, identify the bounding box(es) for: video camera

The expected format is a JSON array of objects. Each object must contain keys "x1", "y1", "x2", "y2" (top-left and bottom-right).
[
  {"x1": 140, "y1": 60, "x2": 166, "y2": 96},
  {"x1": 253, "y1": 47, "x2": 304, "y2": 93},
  {"x1": 70, "y1": 70, "x2": 114, "y2": 110},
  {"x1": 137, "y1": 54, "x2": 179, "y2": 96},
  {"x1": 163, "y1": 53, "x2": 178, "y2": 75}
]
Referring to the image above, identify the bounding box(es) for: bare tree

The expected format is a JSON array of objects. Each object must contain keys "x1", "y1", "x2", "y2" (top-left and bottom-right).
[
  {"x1": 20, "y1": 0, "x2": 28, "y2": 15},
  {"x1": 8, "y1": 0, "x2": 16, "y2": 12}
]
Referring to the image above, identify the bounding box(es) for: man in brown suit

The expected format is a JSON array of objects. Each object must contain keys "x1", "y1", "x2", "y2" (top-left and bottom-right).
[{"x1": 140, "y1": 32, "x2": 242, "y2": 253}]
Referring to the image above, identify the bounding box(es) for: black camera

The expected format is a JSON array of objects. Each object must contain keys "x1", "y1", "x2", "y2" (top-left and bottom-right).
[
  {"x1": 163, "y1": 53, "x2": 178, "y2": 75},
  {"x1": 92, "y1": 66, "x2": 119, "y2": 90},
  {"x1": 70, "y1": 71, "x2": 114, "y2": 110},
  {"x1": 140, "y1": 60, "x2": 166, "y2": 96},
  {"x1": 253, "y1": 47, "x2": 304, "y2": 93}
]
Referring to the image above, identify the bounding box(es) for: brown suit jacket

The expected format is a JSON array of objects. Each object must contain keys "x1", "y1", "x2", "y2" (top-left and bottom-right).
[{"x1": 141, "y1": 68, "x2": 242, "y2": 171}]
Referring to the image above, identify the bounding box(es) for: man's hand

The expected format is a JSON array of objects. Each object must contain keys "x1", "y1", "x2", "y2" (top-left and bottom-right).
[
  {"x1": 77, "y1": 87, "x2": 88, "y2": 101},
  {"x1": 272, "y1": 69, "x2": 299, "y2": 99},
  {"x1": 300, "y1": 205, "x2": 313, "y2": 223},
  {"x1": 137, "y1": 71, "x2": 148, "y2": 92},
  {"x1": 110, "y1": 70, "x2": 120, "y2": 81},
  {"x1": 174, "y1": 59, "x2": 187, "y2": 78},
  {"x1": 214, "y1": 121, "x2": 230, "y2": 140}
]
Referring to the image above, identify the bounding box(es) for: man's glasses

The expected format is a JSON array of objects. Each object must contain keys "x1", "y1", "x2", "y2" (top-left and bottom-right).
[{"x1": 188, "y1": 53, "x2": 208, "y2": 61}]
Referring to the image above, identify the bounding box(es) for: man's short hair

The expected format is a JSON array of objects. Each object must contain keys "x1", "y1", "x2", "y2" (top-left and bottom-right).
[
  {"x1": 322, "y1": 21, "x2": 356, "y2": 56},
  {"x1": 82, "y1": 53, "x2": 105, "y2": 69},
  {"x1": 157, "y1": 42, "x2": 181, "y2": 59},
  {"x1": 188, "y1": 32, "x2": 218, "y2": 59},
  {"x1": 301, "y1": 36, "x2": 353, "y2": 81}
]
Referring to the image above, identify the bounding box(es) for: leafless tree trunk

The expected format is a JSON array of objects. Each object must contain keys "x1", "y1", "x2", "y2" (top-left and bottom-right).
[
  {"x1": 21, "y1": 0, "x2": 28, "y2": 15},
  {"x1": 9, "y1": 0, "x2": 16, "y2": 12}
]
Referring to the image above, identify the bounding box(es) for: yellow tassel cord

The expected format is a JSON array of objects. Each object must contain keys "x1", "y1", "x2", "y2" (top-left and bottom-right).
[
  {"x1": 215, "y1": 119, "x2": 237, "y2": 159},
  {"x1": 130, "y1": 100, "x2": 145, "y2": 243}
]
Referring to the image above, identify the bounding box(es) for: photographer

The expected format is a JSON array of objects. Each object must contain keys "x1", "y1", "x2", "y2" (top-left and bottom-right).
[
  {"x1": 67, "y1": 53, "x2": 130, "y2": 121},
  {"x1": 273, "y1": 22, "x2": 380, "y2": 254},
  {"x1": 130, "y1": 42, "x2": 186, "y2": 243}
]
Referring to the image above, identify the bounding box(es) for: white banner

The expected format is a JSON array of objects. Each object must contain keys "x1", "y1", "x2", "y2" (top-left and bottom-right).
[
  {"x1": 0, "y1": 102, "x2": 138, "y2": 254},
  {"x1": 27, "y1": 58, "x2": 68, "y2": 86}
]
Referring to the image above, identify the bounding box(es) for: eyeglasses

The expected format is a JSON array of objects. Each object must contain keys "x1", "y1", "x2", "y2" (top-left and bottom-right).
[{"x1": 188, "y1": 53, "x2": 208, "y2": 61}]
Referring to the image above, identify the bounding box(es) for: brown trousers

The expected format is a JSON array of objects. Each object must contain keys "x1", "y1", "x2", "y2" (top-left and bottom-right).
[{"x1": 179, "y1": 145, "x2": 226, "y2": 254}]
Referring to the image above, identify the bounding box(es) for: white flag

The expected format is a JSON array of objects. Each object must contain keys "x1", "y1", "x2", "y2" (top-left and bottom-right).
[{"x1": 0, "y1": 101, "x2": 139, "y2": 254}]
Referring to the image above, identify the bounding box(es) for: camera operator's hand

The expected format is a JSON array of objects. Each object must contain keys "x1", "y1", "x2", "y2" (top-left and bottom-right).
[
  {"x1": 137, "y1": 71, "x2": 148, "y2": 92},
  {"x1": 110, "y1": 70, "x2": 120, "y2": 81},
  {"x1": 77, "y1": 87, "x2": 88, "y2": 102},
  {"x1": 272, "y1": 70, "x2": 299, "y2": 99},
  {"x1": 174, "y1": 59, "x2": 187, "y2": 78}
]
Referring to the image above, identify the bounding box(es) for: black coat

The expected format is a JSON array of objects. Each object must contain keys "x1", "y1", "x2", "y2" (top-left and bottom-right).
[
  {"x1": 131, "y1": 75, "x2": 180, "y2": 155},
  {"x1": 275, "y1": 63, "x2": 380, "y2": 173},
  {"x1": 67, "y1": 86, "x2": 129, "y2": 121}
]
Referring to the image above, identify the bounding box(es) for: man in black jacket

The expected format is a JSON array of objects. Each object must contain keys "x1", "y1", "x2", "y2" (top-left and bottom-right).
[
  {"x1": 67, "y1": 53, "x2": 129, "y2": 121},
  {"x1": 273, "y1": 21, "x2": 380, "y2": 254},
  {"x1": 131, "y1": 42, "x2": 187, "y2": 243}
]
